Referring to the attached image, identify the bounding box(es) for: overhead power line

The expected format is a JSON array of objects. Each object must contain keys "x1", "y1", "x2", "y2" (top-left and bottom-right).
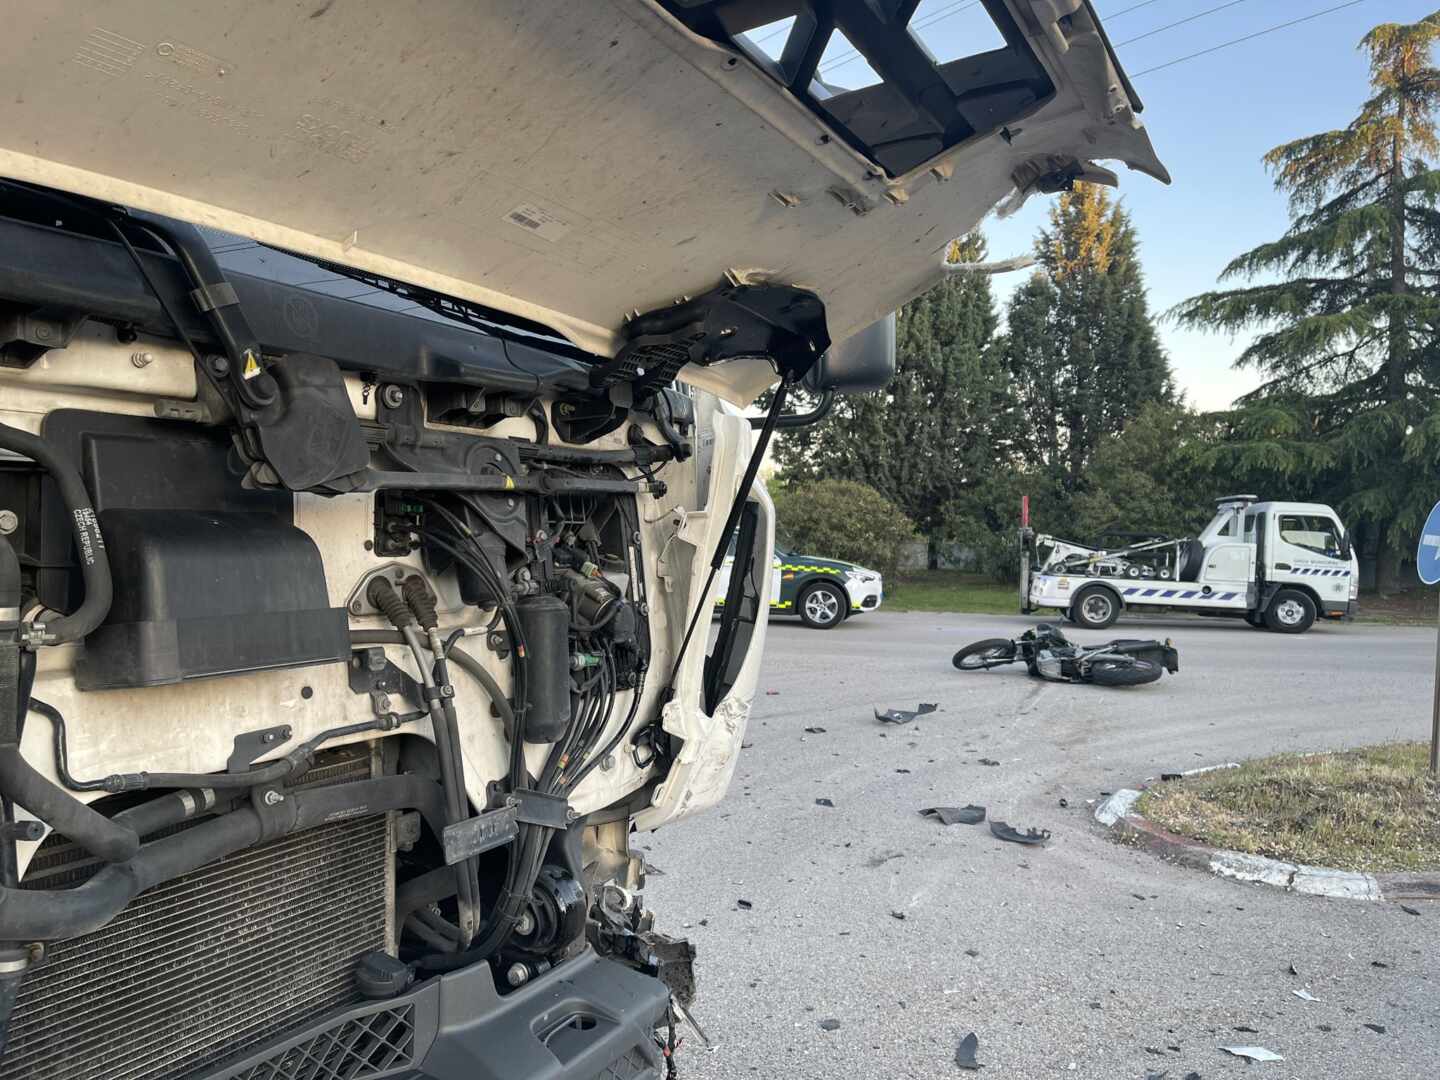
[
  {"x1": 1132, "y1": 0, "x2": 1368, "y2": 77},
  {"x1": 1115, "y1": 0, "x2": 1253, "y2": 48}
]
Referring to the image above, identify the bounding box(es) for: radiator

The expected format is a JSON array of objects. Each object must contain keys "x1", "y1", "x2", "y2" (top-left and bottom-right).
[{"x1": 2, "y1": 753, "x2": 393, "y2": 1080}]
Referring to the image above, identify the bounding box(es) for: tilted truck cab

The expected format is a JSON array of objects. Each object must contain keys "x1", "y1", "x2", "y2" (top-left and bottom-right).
[{"x1": 1025, "y1": 496, "x2": 1358, "y2": 634}]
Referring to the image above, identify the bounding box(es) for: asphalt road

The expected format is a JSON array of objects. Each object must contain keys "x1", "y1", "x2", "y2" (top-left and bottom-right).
[{"x1": 644, "y1": 611, "x2": 1440, "y2": 1079}]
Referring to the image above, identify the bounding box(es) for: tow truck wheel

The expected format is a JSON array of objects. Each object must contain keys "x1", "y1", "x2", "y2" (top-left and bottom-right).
[
  {"x1": 798, "y1": 581, "x2": 846, "y2": 629},
  {"x1": 1265, "y1": 589, "x2": 1315, "y2": 634},
  {"x1": 1070, "y1": 586, "x2": 1120, "y2": 630},
  {"x1": 1244, "y1": 611, "x2": 1267, "y2": 629}
]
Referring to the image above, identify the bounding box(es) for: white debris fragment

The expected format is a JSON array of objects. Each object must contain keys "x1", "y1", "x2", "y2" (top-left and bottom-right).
[{"x1": 1220, "y1": 1045, "x2": 1285, "y2": 1062}]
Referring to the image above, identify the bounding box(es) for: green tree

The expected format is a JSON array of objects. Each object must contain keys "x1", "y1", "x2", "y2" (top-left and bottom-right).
[
  {"x1": 770, "y1": 479, "x2": 917, "y2": 580},
  {"x1": 1003, "y1": 183, "x2": 1174, "y2": 495},
  {"x1": 1174, "y1": 12, "x2": 1440, "y2": 589},
  {"x1": 774, "y1": 233, "x2": 1014, "y2": 565}
]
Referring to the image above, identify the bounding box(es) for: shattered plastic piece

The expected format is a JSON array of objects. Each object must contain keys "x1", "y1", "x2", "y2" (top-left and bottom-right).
[
  {"x1": 889, "y1": 910, "x2": 907, "y2": 920},
  {"x1": 920, "y1": 805, "x2": 986, "y2": 826},
  {"x1": 736, "y1": 899, "x2": 753, "y2": 910},
  {"x1": 1160, "y1": 772, "x2": 1182, "y2": 781},
  {"x1": 964, "y1": 949, "x2": 980, "y2": 958},
  {"x1": 977, "y1": 758, "x2": 1001, "y2": 767},
  {"x1": 896, "y1": 768, "x2": 912, "y2": 774},
  {"x1": 875, "y1": 703, "x2": 938, "y2": 725},
  {"x1": 1219, "y1": 1046, "x2": 1284, "y2": 1062},
  {"x1": 1400, "y1": 904, "x2": 1421, "y2": 915},
  {"x1": 1316, "y1": 1024, "x2": 1333, "y2": 1033},
  {"x1": 1232, "y1": 1026, "x2": 1259, "y2": 1034},
  {"x1": 1145, "y1": 1072, "x2": 1168, "y2": 1080},
  {"x1": 1293, "y1": 989, "x2": 1318, "y2": 1002},
  {"x1": 989, "y1": 820, "x2": 1050, "y2": 846},
  {"x1": 1058, "y1": 798, "x2": 1069, "y2": 808},
  {"x1": 1287, "y1": 962, "x2": 1299, "y2": 976},
  {"x1": 1363, "y1": 1023, "x2": 1386, "y2": 1034},
  {"x1": 819, "y1": 1019, "x2": 841, "y2": 1031},
  {"x1": 955, "y1": 1032, "x2": 981, "y2": 1070},
  {"x1": 804, "y1": 726, "x2": 827, "y2": 734},
  {"x1": 1371, "y1": 960, "x2": 1389, "y2": 968},
  {"x1": 1184, "y1": 1074, "x2": 1202, "y2": 1080},
  {"x1": 815, "y1": 798, "x2": 835, "y2": 807}
]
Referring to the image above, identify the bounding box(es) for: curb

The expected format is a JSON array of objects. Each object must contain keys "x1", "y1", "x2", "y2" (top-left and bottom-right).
[{"x1": 1093, "y1": 786, "x2": 1439, "y2": 903}]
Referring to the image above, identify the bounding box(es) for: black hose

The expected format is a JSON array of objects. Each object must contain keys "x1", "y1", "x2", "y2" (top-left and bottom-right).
[
  {"x1": 350, "y1": 632, "x2": 516, "y2": 733},
  {"x1": 0, "y1": 422, "x2": 111, "y2": 643},
  {"x1": 0, "y1": 743, "x2": 137, "y2": 863},
  {"x1": 0, "y1": 772, "x2": 447, "y2": 940}
]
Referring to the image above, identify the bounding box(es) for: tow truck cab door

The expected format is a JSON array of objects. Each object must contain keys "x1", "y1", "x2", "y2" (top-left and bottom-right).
[
  {"x1": 1198, "y1": 509, "x2": 1254, "y2": 590},
  {"x1": 1268, "y1": 510, "x2": 1353, "y2": 605}
]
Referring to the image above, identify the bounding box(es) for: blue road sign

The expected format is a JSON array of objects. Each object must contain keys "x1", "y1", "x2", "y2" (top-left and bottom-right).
[{"x1": 1419, "y1": 501, "x2": 1440, "y2": 586}]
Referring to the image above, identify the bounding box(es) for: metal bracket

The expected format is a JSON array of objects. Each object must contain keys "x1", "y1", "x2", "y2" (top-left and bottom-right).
[
  {"x1": 227, "y1": 725, "x2": 292, "y2": 774},
  {"x1": 512, "y1": 788, "x2": 574, "y2": 831},
  {"x1": 347, "y1": 646, "x2": 423, "y2": 717},
  {"x1": 441, "y1": 802, "x2": 520, "y2": 865}
]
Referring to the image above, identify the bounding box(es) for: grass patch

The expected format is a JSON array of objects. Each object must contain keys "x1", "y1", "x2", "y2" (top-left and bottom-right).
[
  {"x1": 884, "y1": 570, "x2": 1017, "y2": 615},
  {"x1": 1137, "y1": 742, "x2": 1440, "y2": 873}
]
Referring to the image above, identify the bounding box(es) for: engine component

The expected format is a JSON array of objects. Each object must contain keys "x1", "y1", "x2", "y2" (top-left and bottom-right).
[
  {"x1": 75, "y1": 509, "x2": 350, "y2": 690},
  {"x1": 511, "y1": 865, "x2": 587, "y2": 957},
  {"x1": 515, "y1": 594, "x2": 570, "y2": 743}
]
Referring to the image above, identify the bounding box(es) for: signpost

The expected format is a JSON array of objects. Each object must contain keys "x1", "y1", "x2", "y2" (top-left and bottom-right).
[{"x1": 1417, "y1": 501, "x2": 1440, "y2": 773}]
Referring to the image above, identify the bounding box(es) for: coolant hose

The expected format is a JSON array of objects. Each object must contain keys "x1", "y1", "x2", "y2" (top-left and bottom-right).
[
  {"x1": 0, "y1": 422, "x2": 111, "y2": 644},
  {"x1": 0, "y1": 773, "x2": 447, "y2": 940}
]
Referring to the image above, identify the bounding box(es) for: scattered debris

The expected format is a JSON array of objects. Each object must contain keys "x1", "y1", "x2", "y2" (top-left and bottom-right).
[
  {"x1": 1287, "y1": 962, "x2": 1299, "y2": 976},
  {"x1": 1363, "y1": 1023, "x2": 1387, "y2": 1034},
  {"x1": 736, "y1": 899, "x2": 753, "y2": 910},
  {"x1": 920, "y1": 805, "x2": 986, "y2": 826},
  {"x1": 889, "y1": 910, "x2": 907, "y2": 921},
  {"x1": 1219, "y1": 1046, "x2": 1284, "y2": 1062},
  {"x1": 765, "y1": 690, "x2": 780, "y2": 696},
  {"x1": 1399, "y1": 904, "x2": 1422, "y2": 916},
  {"x1": 954, "y1": 1032, "x2": 981, "y2": 1070},
  {"x1": 1232, "y1": 1026, "x2": 1259, "y2": 1034},
  {"x1": 1058, "y1": 797, "x2": 1069, "y2": 808},
  {"x1": 1145, "y1": 1072, "x2": 1168, "y2": 1080},
  {"x1": 816, "y1": 798, "x2": 835, "y2": 808},
  {"x1": 989, "y1": 820, "x2": 1050, "y2": 846},
  {"x1": 1292, "y1": 989, "x2": 1319, "y2": 1002},
  {"x1": 964, "y1": 948, "x2": 980, "y2": 958},
  {"x1": 1160, "y1": 772, "x2": 1182, "y2": 781},
  {"x1": 804, "y1": 726, "x2": 827, "y2": 734},
  {"x1": 1184, "y1": 1074, "x2": 1202, "y2": 1080},
  {"x1": 867, "y1": 851, "x2": 904, "y2": 868},
  {"x1": 875, "y1": 703, "x2": 937, "y2": 725},
  {"x1": 977, "y1": 758, "x2": 1001, "y2": 767},
  {"x1": 1144, "y1": 1046, "x2": 1167, "y2": 1056},
  {"x1": 741, "y1": 742, "x2": 753, "y2": 749},
  {"x1": 1316, "y1": 1024, "x2": 1333, "y2": 1033},
  {"x1": 1372, "y1": 960, "x2": 1389, "y2": 968},
  {"x1": 819, "y1": 1019, "x2": 841, "y2": 1031},
  {"x1": 896, "y1": 768, "x2": 912, "y2": 774}
]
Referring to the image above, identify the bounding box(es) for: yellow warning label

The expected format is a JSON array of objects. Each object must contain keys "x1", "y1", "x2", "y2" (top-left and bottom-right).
[
  {"x1": 504, "y1": 476, "x2": 516, "y2": 490},
  {"x1": 241, "y1": 349, "x2": 262, "y2": 380}
]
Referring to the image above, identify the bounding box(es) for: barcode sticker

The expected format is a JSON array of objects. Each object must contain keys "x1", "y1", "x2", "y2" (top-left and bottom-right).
[{"x1": 504, "y1": 202, "x2": 571, "y2": 243}]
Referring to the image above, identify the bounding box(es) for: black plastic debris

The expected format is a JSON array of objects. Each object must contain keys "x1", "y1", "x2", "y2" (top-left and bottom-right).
[
  {"x1": 896, "y1": 768, "x2": 912, "y2": 774},
  {"x1": 1184, "y1": 1073, "x2": 1202, "y2": 1080},
  {"x1": 1232, "y1": 1026, "x2": 1259, "y2": 1034},
  {"x1": 736, "y1": 899, "x2": 753, "y2": 910},
  {"x1": 816, "y1": 798, "x2": 835, "y2": 807},
  {"x1": 1287, "y1": 962, "x2": 1299, "y2": 976},
  {"x1": 955, "y1": 1032, "x2": 981, "y2": 1070},
  {"x1": 1058, "y1": 798, "x2": 1069, "y2": 808},
  {"x1": 890, "y1": 910, "x2": 907, "y2": 921},
  {"x1": 977, "y1": 758, "x2": 1001, "y2": 767},
  {"x1": 964, "y1": 949, "x2": 980, "y2": 958},
  {"x1": 989, "y1": 820, "x2": 1050, "y2": 846},
  {"x1": 1400, "y1": 904, "x2": 1422, "y2": 915},
  {"x1": 1363, "y1": 1023, "x2": 1387, "y2": 1034},
  {"x1": 1372, "y1": 960, "x2": 1389, "y2": 968},
  {"x1": 875, "y1": 703, "x2": 938, "y2": 725},
  {"x1": 920, "y1": 805, "x2": 986, "y2": 826},
  {"x1": 804, "y1": 726, "x2": 827, "y2": 734},
  {"x1": 819, "y1": 1019, "x2": 842, "y2": 1032},
  {"x1": 1145, "y1": 1071, "x2": 1168, "y2": 1080},
  {"x1": 1316, "y1": 1024, "x2": 1333, "y2": 1033}
]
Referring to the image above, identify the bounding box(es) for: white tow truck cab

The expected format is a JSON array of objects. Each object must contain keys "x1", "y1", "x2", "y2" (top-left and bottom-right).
[{"x1": 1023, "y1": 496, "x2": 1359, "y2": 634}]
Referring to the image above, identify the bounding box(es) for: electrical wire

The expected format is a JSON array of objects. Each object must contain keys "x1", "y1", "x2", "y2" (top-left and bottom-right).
[
  {"x1": 1130, "y1": 0, "x2": 1368, "y2": 76},
  {"x1": 1114, "y1": 0, "x2": 1253, "y2": 48}
]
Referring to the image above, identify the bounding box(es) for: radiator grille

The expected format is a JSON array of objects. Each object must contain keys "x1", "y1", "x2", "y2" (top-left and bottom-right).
[
  {"x1": 229, "y1": 1004, "x2": 415, "y2": 1080},
  {"x1": 4, "y1": 763, "x2": 391, "y2": 1080}
]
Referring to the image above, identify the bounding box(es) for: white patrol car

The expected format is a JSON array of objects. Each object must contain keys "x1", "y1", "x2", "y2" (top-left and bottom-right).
[{"x1": 1024, "y1": 496, "x2": 1359, "y2": 634}]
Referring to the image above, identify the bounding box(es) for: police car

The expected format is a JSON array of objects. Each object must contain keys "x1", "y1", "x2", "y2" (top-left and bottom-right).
[{"x1": 719, "y1": 543, "x2": 883, "y2": 629}]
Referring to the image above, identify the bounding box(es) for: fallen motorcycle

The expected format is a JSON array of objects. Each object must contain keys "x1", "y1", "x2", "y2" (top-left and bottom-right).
[{"x1": 952, "y1": 624, "x2": 1179, "y2": 686}]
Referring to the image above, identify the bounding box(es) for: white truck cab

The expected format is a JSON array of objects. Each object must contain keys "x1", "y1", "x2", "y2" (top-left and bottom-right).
[{"x1": 1024, "y1": 496, "x2": 1358, "y2": 634}]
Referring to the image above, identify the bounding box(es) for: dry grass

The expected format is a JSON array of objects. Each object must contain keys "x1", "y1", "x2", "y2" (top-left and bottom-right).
[{"x1": 1137, "y1": 742, "x2": 1440, "y2": 873}]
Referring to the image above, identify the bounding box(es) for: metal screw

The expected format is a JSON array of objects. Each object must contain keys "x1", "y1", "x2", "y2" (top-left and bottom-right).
[
  {"x1": 350, "y1": 599, "x2": 364, "y2": 615},
  {"x1": 635, "y1": 367, "x2": 646, "y2": 377},
  {"x1": 506, "y1": 498, "x2": 515, "y2": 509},
  {"x1": 637, "y1": 602, "x2": 649, "y2": 616},
  {"x1": 207, "y1": 355, "x2": 230, "y2": 378},
  {"x1": 262, "y1": 790, "x2": 285, "y2": 806},
  {"x1": 262, "y1": 732, "x2": 276, "y2": 744},
  {"x1": 375, "y1": 693, "x2": 392, "y2": 712},
  {"x1": 380, "y1": 384, "x2": 405, "y2": 409},
  {"x1": 130, "y1": 351, "x2": 154, "y2": 368},
  {"x1": 505, "y1": 963, "x2": 529, "y2": 988},
  {"x1": 601, "y1": 754, "x2": 616, "y2": 772},
  {"x1": 515, "y1": 910, "x2": 535, "y2": 937},
  {"x1": 34, "y1": 325, "x2": 50, "y2": 341},
  {"x1": 0, "y1": 510, "x2": 17, "y2": 535}
]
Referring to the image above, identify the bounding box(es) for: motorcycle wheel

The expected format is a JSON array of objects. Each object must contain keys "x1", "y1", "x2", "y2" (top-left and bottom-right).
[{"x1": 953, "y1": 639, "x2": 1018, "y2": 671}]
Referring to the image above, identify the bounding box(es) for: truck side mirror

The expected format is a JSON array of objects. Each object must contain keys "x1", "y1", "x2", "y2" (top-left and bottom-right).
[
  {"x1": 804, "y1": 313, "x2": 896, "y2": 395},
  {"x1": 1340, "y1": 530, "x2": 1353, "y2": 559}
]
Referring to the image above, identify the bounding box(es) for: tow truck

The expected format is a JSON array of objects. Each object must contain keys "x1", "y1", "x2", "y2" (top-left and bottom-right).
[{"x1": 1022, "y1": 496, "x2": 1359, "y2": 634}]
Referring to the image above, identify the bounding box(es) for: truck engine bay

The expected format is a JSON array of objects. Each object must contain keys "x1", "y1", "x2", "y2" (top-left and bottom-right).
[{"x1": 0, "y1": 181, "x2": 816, "y2": 1080}]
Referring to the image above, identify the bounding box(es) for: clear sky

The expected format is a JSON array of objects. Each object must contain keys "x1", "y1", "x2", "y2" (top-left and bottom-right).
[{"x1": 820, "y1": 0, "x2": 1434, "y2": 411}]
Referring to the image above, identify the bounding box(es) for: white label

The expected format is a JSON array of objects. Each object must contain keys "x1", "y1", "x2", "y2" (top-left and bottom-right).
[{"x1": 504, "y1": 203, "x2": 571, "y2": 243}]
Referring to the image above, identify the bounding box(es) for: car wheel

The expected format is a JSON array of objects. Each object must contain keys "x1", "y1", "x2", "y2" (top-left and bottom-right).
[
  {"x1": 1070, "y1": 585, "x2": 1120, "y2": 630},
  {"x1": 798, "y1": 581, "x2": 846, "y2": 629},
  {"x1": 1265, "y1": 589, "x2": 1315, "y2": 634}
]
